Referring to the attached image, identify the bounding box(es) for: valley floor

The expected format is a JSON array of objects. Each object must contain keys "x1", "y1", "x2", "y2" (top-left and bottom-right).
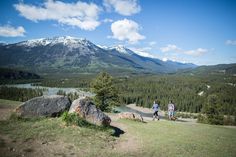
[{"x1": 0, "y1": 99, "x2": 236, "y2": 157}]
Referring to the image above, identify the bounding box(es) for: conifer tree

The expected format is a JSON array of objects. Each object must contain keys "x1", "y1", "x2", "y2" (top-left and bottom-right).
[{"x1": 91, "y1": 72, "x2": 119, "y2": 112}]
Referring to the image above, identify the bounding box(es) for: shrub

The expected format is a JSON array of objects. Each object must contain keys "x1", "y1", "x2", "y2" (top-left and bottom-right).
[
  {"x1": 199, "y1": 94, "x2": 224, "y2": 125},
  {"x1": 61, "y1": 111, "x2": 95, "y2": 127}
]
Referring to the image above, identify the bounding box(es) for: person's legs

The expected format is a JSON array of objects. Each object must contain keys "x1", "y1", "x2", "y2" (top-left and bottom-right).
[
  {"x1": 153, "y1": 111, "x2": 158, "y2": 120},
  {"x1": 168, "y1": 111, "x2": 171, "y2": 120},
  {"x1": 153, "y1": 112, "x2": 156, "y2": 120},
  {"x1": 170, "y1": 111, "x2": 174, "y2": 120}
]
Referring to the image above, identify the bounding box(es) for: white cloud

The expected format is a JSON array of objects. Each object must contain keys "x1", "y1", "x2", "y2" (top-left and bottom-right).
[
  {"x1": 14, "y1": 0, "x2": 101, "y2": 31},
  {"x1": 160, "y1": 44, "x2": 209, "y2": 57},
  {"x1": 102, "y1": 18, "x2": 113, "y2": 23},
  {"x1": 184, "y1": 48, "x2": 208, "y2": 57},
  {"x1": 103, "y1": 0, "x2": 141, "y2": 16},
  {"x1": 110, "y1": 19, "x2": 145, "y2": 43},
  {"x1": 149, "y1": 41, "x2": 156, "y2": 46},
  {"x1": 160, "y1": 44, "x2": 181, "y2": 52},
  {"x1": 0, "y1": 25, "x2": 25, "y2": 37},
  {"x1": 225, "y1": 40, "x2": 236, "y2": 45}
]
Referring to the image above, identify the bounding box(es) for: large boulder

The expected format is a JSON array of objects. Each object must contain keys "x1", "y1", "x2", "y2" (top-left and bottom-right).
[
  {"x1": 118, "y1": 112, "x2": 143, "y2": 122},
  {"x1": 69, "y1": 97, "x2": 111, "y2": 126},
  {"x1": 16, "y1": 95, "x2": 71, "y2": 117}
]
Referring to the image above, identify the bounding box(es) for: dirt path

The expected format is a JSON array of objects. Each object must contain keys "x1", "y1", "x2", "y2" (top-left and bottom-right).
[
  {"x1": 108, "y1": 114, "x2": 142, "y2": 154},
  {"x1": 112, "y1": 121, "x2": 140, "y2": 153},
  {"x1": 0, "y1": 108, "x2": 13, "y2": 120}
]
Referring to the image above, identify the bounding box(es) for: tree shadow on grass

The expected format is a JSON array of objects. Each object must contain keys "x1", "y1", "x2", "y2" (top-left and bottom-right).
[{"x1": 110, "y1": 126, "x2": 125, "y2": 137}]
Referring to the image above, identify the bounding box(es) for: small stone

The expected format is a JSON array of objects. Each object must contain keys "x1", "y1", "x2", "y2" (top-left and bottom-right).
[
  {"x1": 118, "y1": 112, "x2": 143, "y2": 122},
  {"x1": 41, "y1": 141, "x2": 48, "y2": 145}
]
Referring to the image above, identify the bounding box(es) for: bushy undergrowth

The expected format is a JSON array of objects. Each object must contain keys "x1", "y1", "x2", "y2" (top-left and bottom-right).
[
  {"x1": 61, "y1": 111, "x2": 112, "y2": 132},
  {"x1": 61, "y1": 111, "x2": 92, "y2": 127},
  {"x1": 198, "y1": 114, "x2": 236, "y2": 126},
  {"x1": 175, "y1": 112, "x2": 198, "y2": 119}
]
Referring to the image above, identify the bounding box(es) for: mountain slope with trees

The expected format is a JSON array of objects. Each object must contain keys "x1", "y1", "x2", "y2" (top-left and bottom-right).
[{"x1": 0, "y1": 36, "x2": 196, "y2": 74}]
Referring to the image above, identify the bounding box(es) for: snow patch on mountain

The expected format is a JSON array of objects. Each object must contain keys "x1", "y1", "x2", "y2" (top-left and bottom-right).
[
  {"x1": 97, "y1": 44, "x2": 109, "y2": 50},
  {"x1": 109, "y1": 45, "x2": 134, "y2": 55},
  {"x1": 17, "y1": 36, "x2": 94, "y2": 50},
  {"x1": 162, "y1": 58, "x2": 168, "y2": 62}
]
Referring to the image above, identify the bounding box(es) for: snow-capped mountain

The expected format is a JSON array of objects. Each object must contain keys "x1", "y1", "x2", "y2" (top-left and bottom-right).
[
  {"x1": 17, "y1": 36, "x2": 96, "y2": 50},
  {"x1": 108, "y1": 45, "x2": 135, "y2": 55},
  {"x1": 0, "y1": 36, "x2": 196, "y2": 74},
  {"x1": 97, "y1": 45, "x2": 134, "y2": 55}
]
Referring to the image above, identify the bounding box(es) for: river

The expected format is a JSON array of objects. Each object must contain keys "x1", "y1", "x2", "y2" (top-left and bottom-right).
[{"x1": 4, "y1": 83, "x2": 94, "y2": 97}]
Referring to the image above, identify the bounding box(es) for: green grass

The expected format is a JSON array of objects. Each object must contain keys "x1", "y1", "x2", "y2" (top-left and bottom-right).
[
  {"x1": 0, "y1": 99, "x2": 118, "y2": 156},
  {"x1": 118, "y1": 119, "x2": 236, "y2": 157},
  {"x1": 0, "y1": 99, "x2": 22, "y2": 108},
  {"x1": 0, "y1": 98, "x2": 235, "y2": 157},
  {"x1": 1, "y1": 117, "x2": 236, "y2": 157},
  {"x1": 0, "y1": 117, "x2": 117, "y2": 157}
]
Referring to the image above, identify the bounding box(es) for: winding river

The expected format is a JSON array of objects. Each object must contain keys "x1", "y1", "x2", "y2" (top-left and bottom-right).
[{"x1": 4, "y1": 83, "x2": 94, "y2": 97}]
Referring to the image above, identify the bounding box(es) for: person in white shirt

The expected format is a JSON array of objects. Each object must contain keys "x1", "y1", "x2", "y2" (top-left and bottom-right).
[{"x1": 168, "y1": 100, "x2": 175, "y2": 120}]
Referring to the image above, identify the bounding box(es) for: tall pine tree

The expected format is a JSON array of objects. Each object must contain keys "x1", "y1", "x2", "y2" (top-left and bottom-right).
[{"x1": 91, "y1": 72, "x2": 119, "y2": 112}]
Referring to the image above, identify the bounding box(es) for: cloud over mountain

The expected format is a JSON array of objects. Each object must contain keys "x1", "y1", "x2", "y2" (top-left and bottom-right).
[
  {"x1": 103, "y1": 0, "x2": 141, "y2": 16},
  {"x1": 0, "y1": 25, "x2": 25, "y2": 37},
  {"x1": 160, "y1": 44, "x2": 209, "y2": 57},
  {"x1": 160, "y1": 44, "x2": 181, "y2": 53},
  {"x1": 14, "y1": 0, "x2": 101, "y2": 31},
  {"x1": 110, "y1": 19, "x2": 145, "y2": 43}
]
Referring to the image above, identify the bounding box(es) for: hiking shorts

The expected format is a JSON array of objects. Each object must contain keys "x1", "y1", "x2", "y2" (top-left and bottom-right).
[{"x1": 153, "y1": 111, "x2": 158, "y2": 116}]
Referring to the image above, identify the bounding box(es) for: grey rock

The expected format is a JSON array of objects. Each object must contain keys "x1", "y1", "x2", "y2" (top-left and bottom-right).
[
  {"x1": 16, "y1": 95, "x2": 71, "y2": 117},
  {"x1": 69, "y1": 97, "x2": 111, "y2": 126},
  {"x1": 118, "y1": 112, "x2": 143, "y2": 122}
]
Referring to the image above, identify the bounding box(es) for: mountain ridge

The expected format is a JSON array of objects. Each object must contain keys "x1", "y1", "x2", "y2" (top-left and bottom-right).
[{"x1": 0, "y1": 36, "x2": 196, "y2": 74}]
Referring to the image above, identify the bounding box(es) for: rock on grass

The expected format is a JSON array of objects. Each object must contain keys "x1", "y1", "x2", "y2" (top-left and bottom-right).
[{"x1": 15, "y1": 95, "x2": 71, "y2": 118}]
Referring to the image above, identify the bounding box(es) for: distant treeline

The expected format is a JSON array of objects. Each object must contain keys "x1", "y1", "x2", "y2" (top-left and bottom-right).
[
  {"x1": 0, "y1": 67, "x2": 40, "y2": 80},
  {"x1": 56, "y1": 90, "x2": 80, "y2": 101},
  {"x1": 40, "y1": 77, "x2": 91, "y2": 89},
  {"x1": 116, "y1": 75, "x2": 236, "y2": 115},
  {"x1": 0, "y1": 67, "x2": 42, "y2": 85},
  {"x1": 0, "y1": 86, "x2": 45, "y2": 102},
  {"x1": 2, "y1": 73, "x2": 235, "y2": 117}
]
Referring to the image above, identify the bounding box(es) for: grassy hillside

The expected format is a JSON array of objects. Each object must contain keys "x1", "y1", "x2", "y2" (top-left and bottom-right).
[
  {"x1": 0, "y1": 99, "x2": 235, "y2": 157},
  {"x1": 0, "y1": 99, "x2": 21, "y2": 120},
  {"x1": 119, "y1": 120, "x2": 236, "y2": 157}
]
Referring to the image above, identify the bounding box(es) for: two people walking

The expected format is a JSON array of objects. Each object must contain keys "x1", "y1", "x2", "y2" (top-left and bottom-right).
[{"x1": 152, "y1": 100, "x2": 176, "y2": 121}]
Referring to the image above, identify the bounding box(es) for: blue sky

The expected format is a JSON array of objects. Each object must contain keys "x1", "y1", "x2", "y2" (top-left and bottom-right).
[{"x1": 0, "y1": 0, "x2": 235, "y2": 65}]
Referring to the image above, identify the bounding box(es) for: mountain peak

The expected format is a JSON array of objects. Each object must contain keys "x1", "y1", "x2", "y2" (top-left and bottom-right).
[
  {"x1": 0, "y1": 37, "x2": 197, "y2": 74},
  {"x1": 17, "y1": 36, "x2": 92, "y2": 48},
  {"x1": 110, "y1": 45, "x2": 134, "y2": 55}
]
